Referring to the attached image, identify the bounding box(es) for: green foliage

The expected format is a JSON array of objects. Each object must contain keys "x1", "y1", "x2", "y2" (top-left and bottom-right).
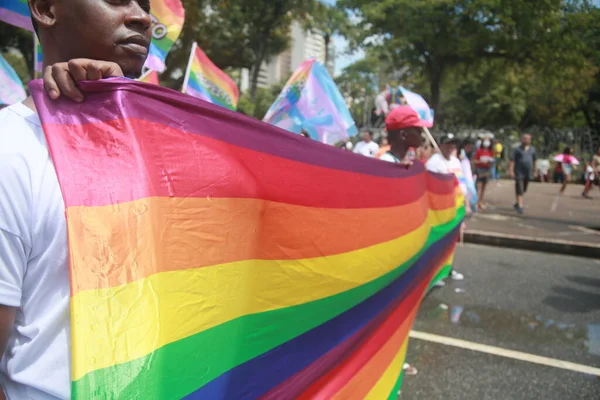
[{"x1": 237, "y1": 82, "x2": 286, "y2": 120}]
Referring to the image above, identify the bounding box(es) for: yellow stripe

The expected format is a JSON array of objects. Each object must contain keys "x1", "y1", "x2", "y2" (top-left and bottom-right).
[
  {"x1": 71, "y1": 208, "x2": 456, "y2": 380},
  {"x1": 364, "y1": 341, "x2": 409, "y2": 400}
]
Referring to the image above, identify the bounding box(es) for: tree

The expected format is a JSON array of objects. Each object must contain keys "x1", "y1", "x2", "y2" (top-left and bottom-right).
[{"x1": 338, "y1": 0, "x2": 595, "y2": 120}]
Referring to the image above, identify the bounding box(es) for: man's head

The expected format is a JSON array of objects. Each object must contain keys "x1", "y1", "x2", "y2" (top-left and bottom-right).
[
  {"x1": 362, "y1": 130, "x2": 373, "y2": 142},
  {"x1": 385, "y1": 106, "x2": 429, "y2": 149},
  {"x1": 462, "y1": 138, "x2": 474, "y2": 155},
  {"x1": 521, "y1": 133, "x2": 532, "y2": 147},
  {"x1": 29, "y1": 0, "x2": 152, "y2": 78},
  {"x1": 439, "y1": 134, "x2": 459, "y2": 160}
]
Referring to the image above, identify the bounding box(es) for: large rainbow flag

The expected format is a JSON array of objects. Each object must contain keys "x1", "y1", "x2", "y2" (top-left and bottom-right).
[
  {"x1": 264, "y1": 59, "x2": 357, "y2": 145},
  {"x1": 30, "y1": 78, "x2": 463, "y2": 399},
  {"x1": 182, "y1": 42, "x2": 239, "y2": 110},
  {"x1": 0, "y1": 53, "x2": 26, "y2": 105},
  {"x1": 144, "y1": 0, "x2": 185, "y2": 72},
  {"x1": 0, "y1": 0, "x2": 34, "y2": 31}
]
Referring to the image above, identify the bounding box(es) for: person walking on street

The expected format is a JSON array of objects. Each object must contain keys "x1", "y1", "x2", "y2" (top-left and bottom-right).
[
  {"x1": 474, "y1": 139, "x2": 494, "y2": 209},
  {"x1": 492, "y1": 140, "x2": 504, "y2": 180},
  {"x1": 558, "y1": 147, "x2": 576, "y2": 194},
  {"x1": 509, "y1": 134, "x2": 537, "y2": 214},
  {"x1": 582, "y1": 147, "x2": 600, "y2": 198}
]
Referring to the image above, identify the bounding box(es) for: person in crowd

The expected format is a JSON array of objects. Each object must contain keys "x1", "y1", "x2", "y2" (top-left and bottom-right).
[
  {"x1": 375, "y1": 136, "x2": 391, "y2": 159},
  {"x1": 583, "y1": 147, "x2": 600, "y2": 198},
  {"x1": 378, "y1": 106, "x2": 424, "y2": 165},
  {"x1": 558, "y1": 147, "x2": 576, "y2": 194},
  {"x1": 457, "y1": 140, "x2": 477, "y2": 212},
  {"x1": 537, "y1": 158, "x2": 550, "y2": 183},
  {"x1": 492, "y1": 139, "x2": 504, "y2": 180},
  {"x1": 509, "y1": 133, "x2": 537, "y2": 214},
  {"x1": 339, "y1": 140, "x2": 353, "y2": 151},
  {"x1": 461, "y1": 138, "x2": 475, "y2": 160},
  {"x1": 353, "y1": 130, "x2": 379, "y2": 158},
  {"x1": 0, "y1": 1, "x2": 152, "y2": 398},
  {"x1": 425, "y1": 134, "x2": 466, "y2": 281},
  {"x1": 300, "y1": 129, "x2": 310, "y2": 138},
  {"x1": 474, "y1": 138, "x2": 494, "y2": 209}
]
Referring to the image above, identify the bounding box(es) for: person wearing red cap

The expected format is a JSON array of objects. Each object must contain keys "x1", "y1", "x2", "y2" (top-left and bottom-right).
[{"x1": 379, "y1": 106, "x2": 429, "y2": 164}]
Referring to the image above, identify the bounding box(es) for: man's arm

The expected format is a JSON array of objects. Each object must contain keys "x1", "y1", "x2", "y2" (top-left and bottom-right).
[{"x1": 509, "y1": 160, "x2": 515, "y2": 179}]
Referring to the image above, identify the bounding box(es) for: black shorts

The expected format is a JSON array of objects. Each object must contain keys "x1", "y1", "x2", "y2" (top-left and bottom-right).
[{"x1": 515, "y1": 178, "x2": 529, "y2": 196}]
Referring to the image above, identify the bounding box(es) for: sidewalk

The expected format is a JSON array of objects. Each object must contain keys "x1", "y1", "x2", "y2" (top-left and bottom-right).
[{"x1": 463, "y1": 181, "x2": 600, "y2": 258}]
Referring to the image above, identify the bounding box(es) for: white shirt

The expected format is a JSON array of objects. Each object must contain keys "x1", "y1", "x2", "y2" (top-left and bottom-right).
[
  {"x1": 353, "y1": 140, "x2": 379, "y2": 158},
  {"x1": 0, "y1": 104, "x2": 70, "y2": 399},
  {"x1": 426, "y1": 153, "x2": 468, "y2": 195}
]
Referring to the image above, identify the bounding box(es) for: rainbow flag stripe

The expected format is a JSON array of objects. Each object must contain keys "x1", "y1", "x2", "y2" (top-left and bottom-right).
[
  {"x1": 183, "y1": 42, "x2": 239, "y2": 110},
  {"x1": 137, "y1": 69, "x2": 160, "y2": 85},
  {"x1": 0, "y1": 0, "x2": 33, "y2": 31},
  {"x1": 30, "y1": 78, "x2": 462, "y2": 399},
  {"x1": 144, "y1": 0, "x2": 185, "y2": 72},
  {"x1": 0, "y1": 53, "x2": 26, "y2": 105}
]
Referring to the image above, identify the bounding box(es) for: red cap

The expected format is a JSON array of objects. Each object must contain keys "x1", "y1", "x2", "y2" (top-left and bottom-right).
[{"x1": 385, "y1": 106, "x2": 432, "y2": 130}]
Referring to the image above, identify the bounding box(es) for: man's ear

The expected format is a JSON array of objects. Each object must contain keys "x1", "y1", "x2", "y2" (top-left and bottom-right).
[{"x1": 29, "y1": 0, "x2": 57, "y2": 29}]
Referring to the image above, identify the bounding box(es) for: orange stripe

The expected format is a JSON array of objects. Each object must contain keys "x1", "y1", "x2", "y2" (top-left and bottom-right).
[
  {"x1": 67, "y1": 196, "x2": 452, "y2": 293},
  {"x1": 332, "y1": 310, "x2": 415, "y2": 400}
]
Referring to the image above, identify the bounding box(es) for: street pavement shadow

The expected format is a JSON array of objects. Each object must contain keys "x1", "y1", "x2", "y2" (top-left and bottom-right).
[
  {"x1": 544, "y1": 285, "x2": 600, "y2": 313},
  {"x1": 565, "y1": 275, "x2": 600, "y2": 288}
]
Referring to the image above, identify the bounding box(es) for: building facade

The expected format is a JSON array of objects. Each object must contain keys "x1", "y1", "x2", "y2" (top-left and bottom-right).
[{"x1": 240, "y1": 21, "x2": 335, "y2": 92}]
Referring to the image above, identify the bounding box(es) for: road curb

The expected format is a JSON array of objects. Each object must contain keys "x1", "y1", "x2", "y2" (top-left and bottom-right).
[{"x1": 464, "y1": 230, "x2": 600, "y2": 259}]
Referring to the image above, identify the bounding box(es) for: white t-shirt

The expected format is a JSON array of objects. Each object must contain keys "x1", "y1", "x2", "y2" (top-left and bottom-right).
[
  {"x1": 426, "y1": 153, "x2": 468, "y2": 195},
  {"x1": 0, "y1": 103, "x2": 70, "y2": 399},
  {"x1": 353, "y1": 140, "x2": 379, "y2": 158}
]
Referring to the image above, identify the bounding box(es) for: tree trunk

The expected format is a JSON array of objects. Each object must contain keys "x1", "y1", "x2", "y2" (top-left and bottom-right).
[
  {"x1": 324, "y1": 33, "x2": 330, "y2": 71},
  {"x1": 429, "y1": 69, "x2": 442, "y2": 117},
  {"x1": 250, "y1": 58, "x2": 263, "y2": 99}
]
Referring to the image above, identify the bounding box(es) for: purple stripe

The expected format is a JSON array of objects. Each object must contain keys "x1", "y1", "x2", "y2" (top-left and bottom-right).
[
  {"x1": 29, "y1": 79, "x2": 424, "y2": 179},
  {"x1": 0, "y1": 9, "x2": 33, "y2": 31}
]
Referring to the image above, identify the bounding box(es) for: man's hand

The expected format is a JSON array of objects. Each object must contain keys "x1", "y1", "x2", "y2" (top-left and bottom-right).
[
  {"x1": 43, "y1": 59, "x2": 124, "y2": 103},
  {"x1": 509, "y1": 169, "x2": 515, "y2": 179}
]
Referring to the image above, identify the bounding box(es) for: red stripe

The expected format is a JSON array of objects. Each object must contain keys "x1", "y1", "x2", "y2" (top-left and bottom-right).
[{"x1": 41, "y1": 119, "x2": 455, "y2": 208}]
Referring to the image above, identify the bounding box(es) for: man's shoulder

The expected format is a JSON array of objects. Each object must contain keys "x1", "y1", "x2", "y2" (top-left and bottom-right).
[{"x1": 0, "y1": 104, "x2": 45, "y2": 157}]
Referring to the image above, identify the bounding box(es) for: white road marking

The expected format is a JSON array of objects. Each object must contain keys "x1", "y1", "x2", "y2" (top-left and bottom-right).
[{"x1": 410, "y1": 330, "x2": 600, "y2": 376}]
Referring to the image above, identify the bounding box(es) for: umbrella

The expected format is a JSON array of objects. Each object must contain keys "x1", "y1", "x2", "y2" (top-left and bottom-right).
[{"x1": 553, "y1": 154, "x2": 580, "y2": 165}]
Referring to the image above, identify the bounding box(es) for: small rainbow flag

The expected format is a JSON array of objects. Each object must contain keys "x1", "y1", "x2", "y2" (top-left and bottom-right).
[
  {"x1": 144, "y1": 0, "x2": 185, "y2": 72},
  {"x1": 30, "y1": 78, "x2": 462, "y2": 399},
  {"x1": 0, "y1": 53, "x2": 26, "y2": 105},
  {"x1": 137, "y1": 69, "x2": 160, "y2": 85},
  {"x1": 0, "y1": 0, "x2": 34, "y2": 31},
  {"x1": 182, "y1": 42, "x2": 239, "y2": 110},
  {"x1": 34, "y1": 35, "x2": 43, "y2": 78},
  {"x1": 264, "y1": 59, "x2": 357, "y2": 145}
]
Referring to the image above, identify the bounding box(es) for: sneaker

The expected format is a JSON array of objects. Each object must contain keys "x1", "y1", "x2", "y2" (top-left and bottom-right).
[
  {"x1": 516, "y1": 207, "x2": 524, "y2": 214},
  {"x1": 433, "y1": 280, "x2": 446, "y2": 288},
  {"x1": 451, "y1": 270, "x2": 464, "y2": 280}
]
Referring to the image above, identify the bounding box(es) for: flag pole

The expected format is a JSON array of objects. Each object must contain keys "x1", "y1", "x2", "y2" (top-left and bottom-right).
[
  {"x1": 423, "y1": 127, "x2": 440, "y2": 151},
  {"x1": 181, "y1": 42, "x2": 197, "y2": 93}
]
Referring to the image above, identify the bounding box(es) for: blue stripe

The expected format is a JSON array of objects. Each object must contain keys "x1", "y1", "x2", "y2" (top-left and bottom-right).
[
  {"x1": 183, "y1": 225, "x2": 459, "y2": 399},
  {"x1": 1, "y1": 0, "x2": 30, "y2": 15}
]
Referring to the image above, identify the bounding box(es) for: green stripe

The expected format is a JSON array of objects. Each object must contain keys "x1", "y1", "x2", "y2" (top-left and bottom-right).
[
  {"x1": 73, "y1": 211, "x2": 463, "y2": 399},
  {"x1": 388, "y1": 370, "x2": 405, "y2": 400}
]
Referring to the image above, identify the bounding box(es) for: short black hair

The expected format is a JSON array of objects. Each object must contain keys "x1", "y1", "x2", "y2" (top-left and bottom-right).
[{"x1": 29, "y1": 2, "x2": 40, "y2": 36}]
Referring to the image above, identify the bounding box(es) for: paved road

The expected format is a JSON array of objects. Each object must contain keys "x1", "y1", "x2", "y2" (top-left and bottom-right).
[{"x1": 400, "y1": 244, "x2": 600, "y2": 400}]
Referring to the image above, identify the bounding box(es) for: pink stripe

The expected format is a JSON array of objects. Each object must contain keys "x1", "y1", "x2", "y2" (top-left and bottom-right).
[
  {"x1": 143, "y1": 55, "x2": 165, "y2": 73},
  {"x1": 0, "y1": 9, "x2": 33, "y2": 31}
]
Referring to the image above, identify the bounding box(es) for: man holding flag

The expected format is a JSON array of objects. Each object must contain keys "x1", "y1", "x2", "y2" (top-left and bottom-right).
[{"x1": 0, "y1": 1, "x2": 151, "y2": 398}]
